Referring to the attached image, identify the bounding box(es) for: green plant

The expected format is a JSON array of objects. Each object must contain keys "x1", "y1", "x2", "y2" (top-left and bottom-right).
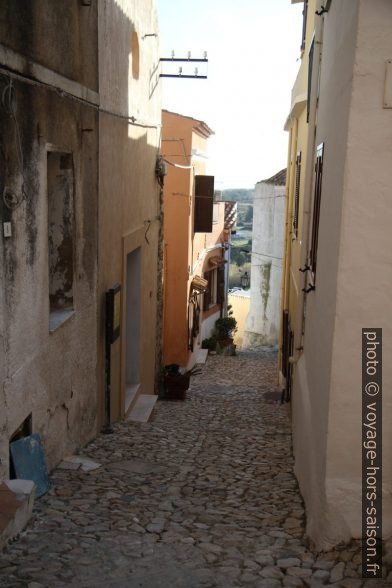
[
  {"x1": 215, "y1": 316, "x2": 237, "y2": 340},
  {"x1": 202, "y1": 336, "x2": 217, "y2": 351}
]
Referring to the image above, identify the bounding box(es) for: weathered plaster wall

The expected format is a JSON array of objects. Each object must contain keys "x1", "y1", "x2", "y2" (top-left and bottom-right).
[
  {"x1": 97, "y1": 0, "x2": 161, "y2": 423},
  {"x1": 0, "y1": 0, "x2": 98, "y2": 91},
  {"x1": 244, "y1": 182, "x2": 285, "y2": 347},
  {"x1": 0, "y1": 77, "x2": 98, "y2": 478}
]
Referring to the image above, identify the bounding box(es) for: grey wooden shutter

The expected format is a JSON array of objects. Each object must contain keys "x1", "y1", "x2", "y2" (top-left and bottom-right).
[
  {"x1": 309, "y1": 143, "x2": 324, "y2": 277},
  {"x1": 217, "y1": 266, "x2": 225, "y2": 305},
  {"x1": 194, "y1": 175, "x2": 214, "y2": 233},
  {"x1": 307, "y1": 38, "x2": 314, "y2": 123},
  {"x1": 293, "y1": 151, "x2": 301, "y2": 238},
  {"x1": 301, "y1": 0, "x2": 308, "y2": 51}
]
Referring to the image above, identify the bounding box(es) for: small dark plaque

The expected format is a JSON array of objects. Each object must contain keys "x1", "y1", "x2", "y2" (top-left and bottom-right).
[{"x1": 106, "y1": 284, "x2": 121, "y2": 344}]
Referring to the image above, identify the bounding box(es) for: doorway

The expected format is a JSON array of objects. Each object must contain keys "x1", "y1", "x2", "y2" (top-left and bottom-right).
[{"x1": 125, "y1": 247, "x2": 141, "y2": 411}]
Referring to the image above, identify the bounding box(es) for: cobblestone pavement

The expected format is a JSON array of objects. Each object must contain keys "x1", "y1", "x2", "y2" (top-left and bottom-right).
[{"x1": 0, "y1": 349, "x2": 390, "y2": 587}]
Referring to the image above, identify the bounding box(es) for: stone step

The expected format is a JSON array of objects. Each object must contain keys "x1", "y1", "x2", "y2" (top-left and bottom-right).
[
  {"x1": 125, "y1": 383, "x2": 140, "y2": 414},
  {"x1": 0, "y1": 479, "x2": 35, "y2": 549},
  {"x1": 196, "y1": 348, "x2": 209, "y2": 364},
  {"x1": 127, "y1": 394, "x2": 158, "y2": 423}
]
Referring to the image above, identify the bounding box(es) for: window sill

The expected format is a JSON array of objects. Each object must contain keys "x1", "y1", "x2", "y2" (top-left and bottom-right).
[
  {"x1": 202, "y1": 304, "x2": 221, "y2": 319},
  {"x1": 49, "y1": 308, "x2": 75, "y2": 333}
]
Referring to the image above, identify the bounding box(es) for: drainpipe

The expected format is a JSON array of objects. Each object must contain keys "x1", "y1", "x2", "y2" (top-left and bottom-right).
[{"x1": 292, "y1": 0, "x2": 325, "y2": 361}]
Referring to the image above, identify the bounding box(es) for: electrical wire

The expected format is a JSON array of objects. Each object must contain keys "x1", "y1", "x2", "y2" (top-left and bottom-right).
[
  {"x1": 161, "y1": 138, "x2": 189, "y2": 163},
  {"x1": 1, "y1": 78, "x2": 27, "y2": 210},
  {"x1": 0, "y1": 66, "x2": 161, "y2": 211},
  {"x1": 0, "y1": 67, "x2": 161, "y2": 130},
  {"x1": 162, "y1": 157, "x2": 193, "y2": 170},
  {"x1": 230, "y1": 243, "x2": 283, "y2": 261}
]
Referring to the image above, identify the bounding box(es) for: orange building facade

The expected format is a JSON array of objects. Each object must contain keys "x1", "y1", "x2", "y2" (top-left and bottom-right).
[{"x1": 161, "y1": 110, "x2": 227, "y2": 369}]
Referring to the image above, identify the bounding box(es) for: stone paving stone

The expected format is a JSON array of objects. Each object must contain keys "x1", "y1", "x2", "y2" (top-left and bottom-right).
[{"x1": 0, "y1": 349, "x2": 383, "y2": 587}]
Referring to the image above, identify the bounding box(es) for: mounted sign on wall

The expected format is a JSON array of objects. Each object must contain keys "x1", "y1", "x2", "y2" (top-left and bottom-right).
[
  {"x1": 106, "y1": 283, "x2": 121, "y2": 344},
  {"x1": 104, "y1": 283, "x2": 121, "y2": 432}
]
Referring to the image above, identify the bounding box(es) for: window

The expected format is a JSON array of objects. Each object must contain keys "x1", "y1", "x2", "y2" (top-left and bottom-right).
[
  {"x1": 203, "y1": 268, "x2": 218, "y2": 310},
  {"x1": 131, "y1": 32, "x2": 140, "y2": 80},
  {"x1": 301, "y1": 0, "x2": 308, "y2": 52},
  {"x1": 307, "y1": 37, "x2": 314, "y2": 123},
  {"x1": 47, "y1": 152, "x2": 75, "y2": 331},
  {"x1": 293, "y1": 151, "x2": 302, "y2": 238},
  {"x1": 213, "y1": 202, "x2": 219, "y2": 224},
  {"x1": 309, "y1": 143, "x2": 324, "y2": 278},
  {"x1": 194, "y1": 175, "x2": 214, "y2": 233}
]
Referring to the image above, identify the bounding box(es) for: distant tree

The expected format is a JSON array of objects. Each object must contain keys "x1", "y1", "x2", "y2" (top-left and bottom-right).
[
  {"x1": 245, "y1": 206, "x2": 253, "y2": 223},
  {"x1": 222, "y1": 189, "x2": 255, "y2": 203},
  {"x1": 230, "y1": 248, "x2": 248, "y2": 267}
]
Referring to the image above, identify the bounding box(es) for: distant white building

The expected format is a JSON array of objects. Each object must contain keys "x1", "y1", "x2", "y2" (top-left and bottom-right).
[{"x1": 244, "y1": 170, "x2": 286, "y2": 347}]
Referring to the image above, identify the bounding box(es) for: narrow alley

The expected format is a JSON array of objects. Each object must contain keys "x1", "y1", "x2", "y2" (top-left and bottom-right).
[{"x1": 0, "y1": 350, "x2": 371, "y2": 588}]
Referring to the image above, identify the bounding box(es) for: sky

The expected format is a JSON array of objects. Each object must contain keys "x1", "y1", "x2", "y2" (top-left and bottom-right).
[{"x1": 155, "y1": 0, "x2": 303, "y2": 189}]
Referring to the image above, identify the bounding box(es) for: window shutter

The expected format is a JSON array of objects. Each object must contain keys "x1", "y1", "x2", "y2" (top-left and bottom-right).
[
  {"x1": 203, "y1": 272, "x2": 211, "y2": 311},
  {"x1": 194, "y1": 175, "x2": 214, "y2": 233},
  {"x1": 293, "y1": 151, "x2": 301, "y2": 238},
  {"x1": 217, "y1": 266, "x2": 225, "y2": 305},
  {"x1": 301, "y1": 0, "x2": 308, "y2": 51},
  {"x1": 307, "y1": 38, "x2": 314, "y2": 123},
  {"x1": 309, "y1": 143, "x2": 324, "y2": 277},
  {"x1": 281, "y1": 310, "x2": 289, "y2": 378},
  {"x1": 281, "y1": 309, "x2": 293, "y2": 402}
]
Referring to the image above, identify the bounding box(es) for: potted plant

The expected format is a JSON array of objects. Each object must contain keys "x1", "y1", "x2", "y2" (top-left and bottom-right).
[
  {"x1": 215, "y1": 316, "x2": 237, "y2": 342},
  {"x1": 201, "y1": 335, "x2": 217, "y2": 353},
  {"x1": 214, "y1": 313, "x2": 238, "y2": 355},
  {"x1": 163, "y1": 364, "x2": 201, "y2": 400}
]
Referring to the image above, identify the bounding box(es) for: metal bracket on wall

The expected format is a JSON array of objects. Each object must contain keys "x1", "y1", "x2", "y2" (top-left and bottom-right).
[
  {"x1": 302, "y1": 284, "x2": 315, "y2": 294},
  {"x1": 315, "y1": 0, "x2": 331, "y2": 16},
  {"x1": 160, "y1": 54, "x2": 208, "y2": 79}
]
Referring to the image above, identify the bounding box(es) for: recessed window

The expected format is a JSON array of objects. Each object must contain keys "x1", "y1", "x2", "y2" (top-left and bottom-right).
[
  {"x1": 203, "y1": 269, "x2": 218, "y2": 310},
  {"x1": 131, "y1": 31, "x2": 140, "y2": 80},
  {"x1": 47, "y1": 152, "x2": 75, "y2": 331}
]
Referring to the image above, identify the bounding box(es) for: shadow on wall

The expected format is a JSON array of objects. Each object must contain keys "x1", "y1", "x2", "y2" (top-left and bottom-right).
[
  {"x1": 96, "y1": 0, "x2": 162, "y2": 425},
  {"x1": 0, "y1": 0, "x2": 161, "y2": 477}
]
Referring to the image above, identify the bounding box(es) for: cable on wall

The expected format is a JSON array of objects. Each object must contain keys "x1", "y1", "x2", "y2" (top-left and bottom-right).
[
  {"x1": 162, "y1": 157, "x2": 194, "y2": 170},
  {"x1": 0, "y1": 66, "x2": 161, "y2": 130},
  {"x1": 1, "y1": 77, "x2": 28, "y2": 211}
]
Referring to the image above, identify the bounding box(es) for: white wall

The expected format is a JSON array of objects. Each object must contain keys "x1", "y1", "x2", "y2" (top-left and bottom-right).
[
  {"x1": 244, "y1": 181, "x2": 285, "y2": 347},
  {"x1": 293, "y1": 0, "x2": 392, "y2": 548}
]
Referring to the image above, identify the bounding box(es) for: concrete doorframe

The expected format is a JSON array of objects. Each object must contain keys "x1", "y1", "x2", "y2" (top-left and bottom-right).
[{"x1": 121, "y1": 227, "x2": 145, "y2": 416}]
